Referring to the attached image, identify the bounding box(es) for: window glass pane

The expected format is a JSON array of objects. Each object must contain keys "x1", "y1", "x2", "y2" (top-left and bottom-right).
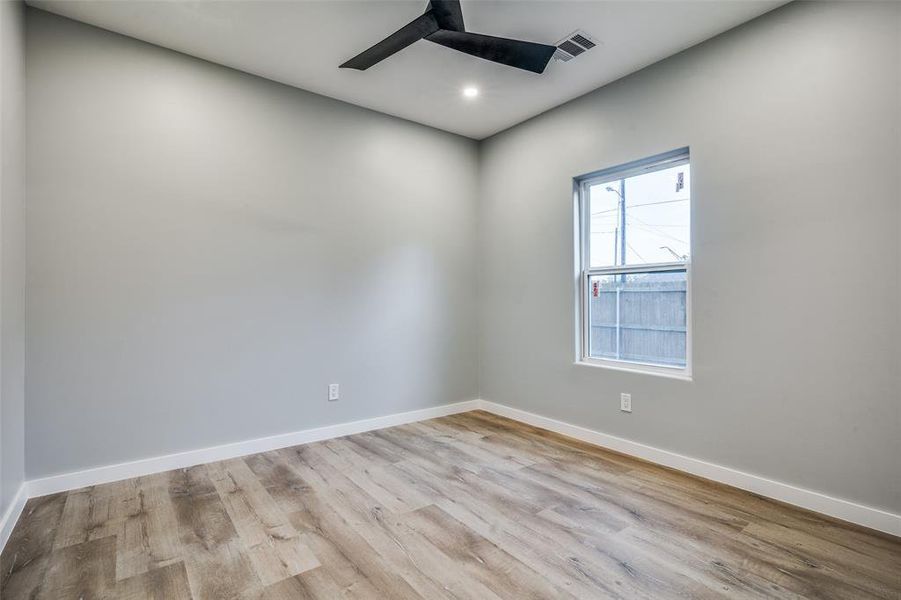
[
  {"x1": 588, "y1": 164, "x2": 690, "y2": 267},
  {"x1": 588, "y1": 270, "x2": 687, "y2": 368}
]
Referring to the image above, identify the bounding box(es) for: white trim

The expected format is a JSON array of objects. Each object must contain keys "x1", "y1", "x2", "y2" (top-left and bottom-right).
[
  {"x1": 575, "y1": 147, "x2": 690, "y2": 185},
  {"x1": 0, "y1": 482, "x2": 29, "y2": 552},
  {"x1": 586, "y1": 261, "x2": 687, "y2": 276},
  {"x1": 27, "y1": 400, "x2": 480, "y2": 499},
  {"x1": 5, "y1": 398, "x2": 897, "y2": 555},
  {"x1": 573, "y1": 359, "x2": 693, "y2": 381},
  {"x1": 574, "y1": 157, "x2": 693, "y2": 380},
  {"x1": 478, "y1": 400, "x2": 901, "y2": 537}
]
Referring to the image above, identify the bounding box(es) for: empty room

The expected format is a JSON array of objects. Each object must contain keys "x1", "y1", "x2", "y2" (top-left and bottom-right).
[{"x1": 0, "y1": 0, "x2": 899, "y2": 598}]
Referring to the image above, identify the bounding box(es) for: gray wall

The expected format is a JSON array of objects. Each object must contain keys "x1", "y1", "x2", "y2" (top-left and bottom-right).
[
  {"x1": 1, "y1": 0, "x2": 27, "y2": 517},
  {"x1": 478, "y1": 1, "x2": 901, "y2": 513},
  {"x1": 21, "y1": 2, "x2": 901, "y2": 516},
  {"x1": 25, "y1": 10, "x2": 479, "y2": 479}
]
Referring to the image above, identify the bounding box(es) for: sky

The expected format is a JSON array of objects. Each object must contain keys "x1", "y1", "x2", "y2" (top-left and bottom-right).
[{"x1": 588, "y1": 164, "x2": 690, "y2": 268}]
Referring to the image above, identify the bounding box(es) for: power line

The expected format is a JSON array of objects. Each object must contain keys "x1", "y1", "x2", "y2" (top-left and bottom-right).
[
  {"x1": 627, "y1": 213, "x2": 689, "y2": 245},
  {"x1": 590, "y1": 218, "x2": 688, "y2": 245},
  {"x1": 626, "y1": 241, "x2": 646, "y2": 262},
  {"x1": 589, "y1": 197, "x2": 688, "y2": 216}
]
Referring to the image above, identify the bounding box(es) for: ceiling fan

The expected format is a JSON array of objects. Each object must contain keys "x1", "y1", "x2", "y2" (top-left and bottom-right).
[{"x1": 339, "y1": 0, "x2": 557, "y2": 74}]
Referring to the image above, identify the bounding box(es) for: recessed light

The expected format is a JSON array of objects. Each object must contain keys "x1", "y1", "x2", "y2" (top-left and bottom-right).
[{"x1": 462, "y1": 86, "x2": 479, "y2": 98}]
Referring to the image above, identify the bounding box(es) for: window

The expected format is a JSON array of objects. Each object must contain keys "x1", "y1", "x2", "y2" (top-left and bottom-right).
[{"x1": 575, "y1": 148, "x2": 691, "y2": 378}]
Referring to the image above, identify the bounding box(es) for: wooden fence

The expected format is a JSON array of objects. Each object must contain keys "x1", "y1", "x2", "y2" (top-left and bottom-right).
[{"x1": 588, "y1": 277, "x2": 687, "y2": 366}]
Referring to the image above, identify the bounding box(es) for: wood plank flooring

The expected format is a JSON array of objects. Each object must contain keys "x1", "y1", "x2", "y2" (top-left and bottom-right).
[{"x1": 2, "y1": 410, "x2": 899, "y2": 599}]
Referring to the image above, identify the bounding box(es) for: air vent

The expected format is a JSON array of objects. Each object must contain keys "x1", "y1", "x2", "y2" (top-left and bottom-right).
[
  {"x1": 558, "y1": 40, "x2": 585, "y2": 57},
  {"x1": 554, "y1": 30, "x2": 598, "y2": 62},
  {"x1": 570, "y1": 33, "x2": 596, "y2": 49}
]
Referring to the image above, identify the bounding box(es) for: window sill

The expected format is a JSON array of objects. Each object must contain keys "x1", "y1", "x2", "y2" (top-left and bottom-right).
[{"x1": 574, "y1": 359, "x2": 693, "y2": 381}]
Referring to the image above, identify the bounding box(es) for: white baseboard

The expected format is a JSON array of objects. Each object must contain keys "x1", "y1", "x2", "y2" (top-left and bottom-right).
[
  {"x1": 0, "y1": 482, "x2": 29, "y2": 552},
  {"x1": 27, "y1": 400, "x2": 480, "y2": 499},
  {"x1": 5, "y1": 397, "x2": 897, "y2": 556},
  {"x1": 477, "y1": 400, "x2": 901, "y2": 537}
]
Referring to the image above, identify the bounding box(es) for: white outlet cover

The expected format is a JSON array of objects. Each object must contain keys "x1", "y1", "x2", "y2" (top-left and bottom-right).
[
  {"x1": 620, "y1": 393, "x2": 632, "y2": 412},
  {"x1": 328, "y1": 384, "x2": 340, "y2": 401}
]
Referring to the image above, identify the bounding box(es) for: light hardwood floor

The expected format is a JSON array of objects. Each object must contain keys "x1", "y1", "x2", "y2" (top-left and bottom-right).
[{"x1": 1, "y1": 410, "x2": 899, "y2": 599}]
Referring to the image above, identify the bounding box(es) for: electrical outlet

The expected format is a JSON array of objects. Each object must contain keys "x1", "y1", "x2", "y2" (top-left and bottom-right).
[
  {"x1": 328, "y1": 383, "x2": 340, "y2": 401},
  {"x1": 620, "y1": 393, "x2": 632, "y2": 412}
]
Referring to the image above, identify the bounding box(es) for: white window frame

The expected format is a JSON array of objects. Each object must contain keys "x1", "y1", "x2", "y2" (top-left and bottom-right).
[{"x1": 573, "y1": 148, "x2": 692, "y2": 380}]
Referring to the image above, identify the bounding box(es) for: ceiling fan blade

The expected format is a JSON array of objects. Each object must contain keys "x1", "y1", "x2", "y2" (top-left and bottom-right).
[
  {"x1": 427, "y1": 0, "x2": 464, "y2": 32},
  {"x1": 340, "y1": 12, "x2": 439, "y2": 70},
  {"x1": 425, "y1": 30, "x2": 556, "y2": 74}
]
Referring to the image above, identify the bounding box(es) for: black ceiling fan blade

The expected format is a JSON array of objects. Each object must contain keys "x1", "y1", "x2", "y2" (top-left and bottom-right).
[
  {"x1": 428, "y1": 0, "x2": 464, "y2": 32},
  {"x1": 425, "y1": 30, "x2": 556, "y2": 74},
  {"x1": 340, "y1": 12, "x2": 439, "y2": 70}
]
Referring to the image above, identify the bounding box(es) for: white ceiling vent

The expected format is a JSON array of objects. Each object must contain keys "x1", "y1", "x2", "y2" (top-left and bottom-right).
[{"x1": 553, "y1": 30, "x2": 598, "y2": 62}]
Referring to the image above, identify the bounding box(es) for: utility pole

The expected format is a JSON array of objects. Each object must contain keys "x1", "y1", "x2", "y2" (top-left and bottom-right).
[
  {"x1": 616, "y1": 179, "x2": 626, "y2": 359},
  {"x1": 618, "y1": 179, "x2": 626, "y2": 266},
  {"x1": 605, "y1": 180, "x2": 628, "y2": 359},
  {"x1": 606, "y1": 181, "x2": 628, "y2": 267}
]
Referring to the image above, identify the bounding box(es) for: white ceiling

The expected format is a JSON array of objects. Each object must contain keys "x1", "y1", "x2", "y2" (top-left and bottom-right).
[{"x1": 28, "y1": 0, "x2": 785, "y2": 139}]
